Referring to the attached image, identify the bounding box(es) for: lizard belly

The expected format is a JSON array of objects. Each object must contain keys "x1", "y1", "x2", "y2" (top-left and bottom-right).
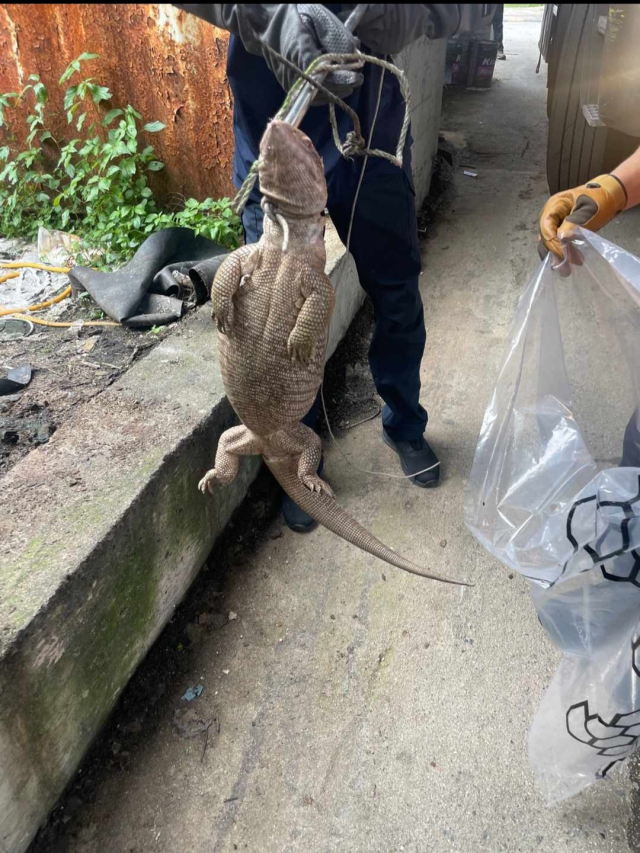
[
  {"x1": 221, "y1": 337, "x2": 324, "y2": 433},
  {"x1": 218, "y1": 272, "x2": 327, "y2": 434}
]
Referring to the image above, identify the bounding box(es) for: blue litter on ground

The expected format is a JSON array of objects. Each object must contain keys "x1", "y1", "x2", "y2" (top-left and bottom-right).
[{"x1": 182, "y1": 685, "x2": 204, "y2": 702}]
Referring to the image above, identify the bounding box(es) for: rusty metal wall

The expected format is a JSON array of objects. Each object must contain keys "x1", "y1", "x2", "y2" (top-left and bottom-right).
[{"x1": 0, "y1": 4, "x2": 235, "y2": 202}]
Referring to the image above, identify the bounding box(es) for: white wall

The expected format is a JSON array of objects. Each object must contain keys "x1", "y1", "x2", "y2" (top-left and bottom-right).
[{"x1": 395, "y1": 36, "x2": 448, "y2": 204}]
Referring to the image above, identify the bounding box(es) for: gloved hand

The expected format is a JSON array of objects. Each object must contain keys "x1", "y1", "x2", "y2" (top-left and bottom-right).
[
  {"x1": 173, "y1": 4, "x2": 363, "y2": 100},
  {"x1": 538, "y1": 174, "x2": 627, "y2": 263}
]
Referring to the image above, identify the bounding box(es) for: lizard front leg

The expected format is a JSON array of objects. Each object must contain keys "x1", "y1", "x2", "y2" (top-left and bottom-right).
[
  {"x1": 211, "y1": 245, "x2": 259, "y2": 335},
  {"x1": 287, "y1": 269, "x2": 335, "y2": 364},
  {"x1": 199, "y1": 425, "x2": 263, "y2": 494}
]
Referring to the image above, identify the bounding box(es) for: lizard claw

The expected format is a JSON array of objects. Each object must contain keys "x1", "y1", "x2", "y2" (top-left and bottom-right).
[
  {"x1": 215, "y1": 316, "x2": 229, "y2": 335},
  {"x1": 198, "y1": 470, "x2": 218, "y2": 495},
  {"x1": 213, "y1": 304, "x2": 232, "y2": 335},
  {"x1": 287, "y1": 336, "x2": 314, "y2": 365},
  {"x1": 301, "y1": 473, "x2": 334, "y2": 498}
]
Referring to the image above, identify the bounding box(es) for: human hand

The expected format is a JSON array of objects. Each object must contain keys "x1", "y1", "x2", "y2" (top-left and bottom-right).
[
  {"x1": 265, "y1": 4, "x2": 363, "y2": 102},
  {"x1": 538, "y1": 174, "x2": 627, "y2": 273}
]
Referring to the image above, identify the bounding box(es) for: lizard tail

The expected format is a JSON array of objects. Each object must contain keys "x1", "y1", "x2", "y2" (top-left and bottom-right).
[{"x1": 265, "y1": 458, "x2": 472, "y2": 586}]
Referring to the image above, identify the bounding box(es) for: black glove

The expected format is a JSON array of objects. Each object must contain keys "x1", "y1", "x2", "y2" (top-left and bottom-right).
[
  {"x1": 174, "y1": 4, "x2": 363, "y2": 100},
  {"x1": 352, "y1": 4, "x2": 497, "y2": 54}
]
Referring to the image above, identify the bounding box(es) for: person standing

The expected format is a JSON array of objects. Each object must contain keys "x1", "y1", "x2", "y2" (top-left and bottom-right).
[{"x1": 174, "y1": 4, "x2": 493, "y2": 531}]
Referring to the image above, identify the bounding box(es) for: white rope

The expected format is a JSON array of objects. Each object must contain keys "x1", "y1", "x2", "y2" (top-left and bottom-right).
[{"x1": 323, "y1": 53, "x2": 412, "y2": 169}]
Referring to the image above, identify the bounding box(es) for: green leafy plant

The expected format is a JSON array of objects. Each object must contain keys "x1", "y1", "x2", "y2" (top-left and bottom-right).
[{"x1": 0, "y1": 53, "x2": 241, "y2": 268}]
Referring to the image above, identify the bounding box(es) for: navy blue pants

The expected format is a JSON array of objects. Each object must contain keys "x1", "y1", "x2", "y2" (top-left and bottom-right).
[{"x1": 241, "y1": 155, "x2": 428, "y2": 441}]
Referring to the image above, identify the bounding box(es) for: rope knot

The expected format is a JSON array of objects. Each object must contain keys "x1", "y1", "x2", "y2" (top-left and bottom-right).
[{"x1": 341, "y1": 130, "x2": 365, "y2": 160}]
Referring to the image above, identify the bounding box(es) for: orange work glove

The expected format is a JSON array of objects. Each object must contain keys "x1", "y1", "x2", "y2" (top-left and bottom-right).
[{"x1": 538, "y1": 174, "x2": 628, "y2": 262}]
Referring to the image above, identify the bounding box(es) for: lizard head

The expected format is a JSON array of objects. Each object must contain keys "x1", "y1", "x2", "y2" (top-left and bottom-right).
[{"x1": 258, "y1": 120, "x2": 327, "y2": 218}]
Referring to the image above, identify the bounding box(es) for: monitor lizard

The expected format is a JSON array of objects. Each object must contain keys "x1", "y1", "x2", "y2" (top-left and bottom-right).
[{"x1": 199, "y1": 119, "x2": 468, "y2": 586}]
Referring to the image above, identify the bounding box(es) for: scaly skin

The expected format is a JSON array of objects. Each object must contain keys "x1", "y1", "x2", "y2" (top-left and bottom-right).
[{"x1": 199, "y1": 120, "x2": 469, "y2": 586}]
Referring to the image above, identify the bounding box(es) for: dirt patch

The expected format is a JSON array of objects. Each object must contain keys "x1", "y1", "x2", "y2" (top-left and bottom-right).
[
  {"x1": 417, "y1": 141, "x2": 457, "y2": 241},
  {"x1": 0, "y1": 236, "x2": 205, "y2": 477},
  {"x1": 0, "y1": 309, "x2": 163, "y2": 477}
]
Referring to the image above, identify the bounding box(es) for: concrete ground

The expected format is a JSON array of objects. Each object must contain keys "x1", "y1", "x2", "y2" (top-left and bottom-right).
[{"x1": 33, "y1": 9, "x2": 640, "y2": 853}]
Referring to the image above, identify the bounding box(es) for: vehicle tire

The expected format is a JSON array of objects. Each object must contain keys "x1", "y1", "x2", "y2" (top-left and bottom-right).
[
  {"x1": 546, "y1": 3, "x2": 638, "y2": 193},
  {"x1": 546, "y1": 4, "x2": 572, "y2": 119}
]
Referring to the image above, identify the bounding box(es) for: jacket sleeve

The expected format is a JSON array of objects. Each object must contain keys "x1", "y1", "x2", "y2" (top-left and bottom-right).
[
  {"x1": 172, "y1": 5, "x2": 362, "y2": 98},
  {"x1": 172, "y1": 4, "x2": 497, "y2": 58},
  {"x1": 354, "y1": 4, "x2": 497, "y2": 54},
  {"x1": 172, "y1": 5, "x2": 278, "y2": 54}
]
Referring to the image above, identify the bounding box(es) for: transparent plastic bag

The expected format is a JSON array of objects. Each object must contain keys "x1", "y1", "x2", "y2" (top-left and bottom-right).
[{"x1": 465, "y1": 227, "x2": 640, "y2": 803}]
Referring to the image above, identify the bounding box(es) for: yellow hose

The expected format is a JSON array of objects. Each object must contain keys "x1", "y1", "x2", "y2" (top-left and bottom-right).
[
  {"x1": 0, "y1": 263, "x2": 120, "y2": 327},
  {"x1": 0, "y1": 285, "x2": 73, "y2": 317},
  {"x1": 28, "y1": 285, "x2": 73, "y2": 311},
  {"x1": 0, "y1": 272, "x2": 20, "y2": 284},
  {"x1": 0, "y1": 261, "x2": 71, "y2": 273},
  {"x1": 3, "y1": 315, "x2": 120, "y2": 328}
]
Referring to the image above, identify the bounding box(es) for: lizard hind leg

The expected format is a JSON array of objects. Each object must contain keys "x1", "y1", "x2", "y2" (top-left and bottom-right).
[
  {"x1": 271, "y1": 424, "x2": 333, "y2": 498},
  {"x1": 298, "y1": 432, "x2": 333, "y2": 497},
  {"x1": 198, "y1": 425, "x2": 263, "y2": 495}
]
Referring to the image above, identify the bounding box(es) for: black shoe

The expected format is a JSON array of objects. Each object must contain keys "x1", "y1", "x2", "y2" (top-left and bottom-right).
[
  {"x1": 382, "y1": 430, "x2": 440, "y2": 488},
  {"x1": 282, "y1": 456, "x2": 324, "y2": 533}
]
